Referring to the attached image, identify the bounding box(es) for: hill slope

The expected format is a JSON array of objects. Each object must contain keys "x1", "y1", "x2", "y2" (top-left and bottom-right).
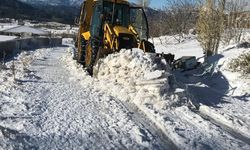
[
  {"x1": 2, "y1": 0, "x2": 162, "y2": 32},
  {"x1": 0, "y1": 0, "x2": 78, "y2": 24},
  {"x1": 0, "y1": 0, "x2": 50, "y2": 21},
  {"x1": 18, "y1": 0, "x2": 83, "y2": 6}
]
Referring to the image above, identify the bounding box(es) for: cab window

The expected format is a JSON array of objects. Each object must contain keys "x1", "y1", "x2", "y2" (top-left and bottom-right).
[
  {"x1": 103, "y1": 2, "x2": 129, "y2": 26},
  {"x1": 130, "y1": 8, "x2": 148, "y2": 40}
]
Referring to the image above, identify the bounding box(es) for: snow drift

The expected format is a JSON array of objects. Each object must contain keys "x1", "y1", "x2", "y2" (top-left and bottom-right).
[{"x1": 94, "y1": 49, "x2": 171, "y2": 103}]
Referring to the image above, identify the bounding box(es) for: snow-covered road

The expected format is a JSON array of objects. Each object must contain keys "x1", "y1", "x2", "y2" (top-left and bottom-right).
[
  {"x1": 0, "y1": 47, "x2": 175, "y2": 149},
  {"x1": 1, "y1": 43, "x2": 250, "y2": 149}
]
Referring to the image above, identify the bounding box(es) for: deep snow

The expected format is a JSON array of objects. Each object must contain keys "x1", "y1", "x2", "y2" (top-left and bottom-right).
[
  {"x1": 0, "y1": 35, "x2": 250, "y2": 149},
  {"x1": 62, "y1": 38, "x2": 250, "y2": 149},
  {"x1": 0, "y1": 47, "x2": 173, "y2": 149}
]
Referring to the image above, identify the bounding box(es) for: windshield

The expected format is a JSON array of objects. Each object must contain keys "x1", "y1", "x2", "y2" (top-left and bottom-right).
[
  {"x1": 103, "y1": 2, "x2": 130, "y2": 27},
  {"x1": 130, "y1": 7, "x2": 148, "y2": 40}
]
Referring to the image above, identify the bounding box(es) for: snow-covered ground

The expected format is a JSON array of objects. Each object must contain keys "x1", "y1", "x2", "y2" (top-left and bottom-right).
[
  {"x1": 152, "y1": 35, "x2": 204, "y2": 59},
  {"x1": 0, "y1": 21, "x2": 78, "y2": 37},
  {"x1": 0, "y1": 34, "x2": 250, "y2": 149},
  {"x1": 43, "y1": 26, "x2": 78, "y2": 35},
  {"x1": 154, "y1": 34, "x2": 250, "y2": 147},
  {"x1": 0, "y1": 23, "x2": 18, "y2": 31},
  {"x1": 61, "y1": 37, "x2": 250, "y2": 149},
  {"x1": 173, "y1": 45, "x2": 250, "y2": 145},
  {"x1": 0, "y1": 46, "x2": 174, "y2": 149},
  {"x1": 0, "y1": 35, "x2": 17, "y2": 42}
]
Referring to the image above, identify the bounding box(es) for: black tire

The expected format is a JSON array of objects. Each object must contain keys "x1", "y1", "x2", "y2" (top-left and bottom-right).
[
  {"x1": 86, "y1": 47, "x2": 98, "y2": 76},
  {"x1": 86, "y1": 38, "x2": 100, "y2": 76},
  {"x1": 77, "y1": 37, "x2": 86, "y2": 66}
]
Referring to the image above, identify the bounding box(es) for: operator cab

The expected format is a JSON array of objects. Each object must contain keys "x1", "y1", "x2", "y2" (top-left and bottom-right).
[
  {"x1": 76, "y1": 0, "x2": 155, "y2": 75},
  {"x1": 103, "y1": 2, "x2": 129, "y2": 26},
  {"x1": 130, "y1": 7, "x2": 148, "y2": 40},
  {"x1": 90, "y1": 1, "x2": 149, "y2": 40}
]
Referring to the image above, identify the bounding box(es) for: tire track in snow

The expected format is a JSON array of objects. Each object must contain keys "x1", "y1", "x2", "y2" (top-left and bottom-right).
[
  {"x1": 183, "y1": 86, "x2": 250, "y2": 145},
  {"x1": 11, "y1": 47, "x2": 175, "y2": 149},
  {"x1": 61, "y1": 47, "x2": 179, "y2": 149},
  {"x1": 174, "y1": 74, "x2": 250, "y2": 146},
  {"x1": 194, "y1": 109, "x2": 250, "y2": 146},
  {"x1": 110, "y1": 95, "x2": 178, "y2": 149}
]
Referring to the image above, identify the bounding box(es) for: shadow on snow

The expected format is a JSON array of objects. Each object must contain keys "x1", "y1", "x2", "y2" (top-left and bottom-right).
[{"x1": 173, "y1": 54, "x2": 249, "y2": 108}]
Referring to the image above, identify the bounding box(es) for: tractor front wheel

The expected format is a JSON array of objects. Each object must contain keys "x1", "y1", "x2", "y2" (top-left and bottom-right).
[
  {"x1": 77, "y1": 37, "x2": 86, "y2": 66},
  {"x1": 85, "y1": 39, "x2": 100, "y2": 76}
]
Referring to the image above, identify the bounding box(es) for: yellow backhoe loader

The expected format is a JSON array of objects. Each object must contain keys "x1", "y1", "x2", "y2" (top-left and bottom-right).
[{"x1": 76, "y1": 0, "x2": 156, "y2": 75}]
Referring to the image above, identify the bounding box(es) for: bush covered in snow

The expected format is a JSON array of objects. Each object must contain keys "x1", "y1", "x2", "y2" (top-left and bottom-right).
[{"x1": 228, "y1": 52, "x2": 250, "y2": 74}]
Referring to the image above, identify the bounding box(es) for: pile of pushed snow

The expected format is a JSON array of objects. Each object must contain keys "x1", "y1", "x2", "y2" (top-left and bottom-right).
[
  {"x1": 63, "y1": 47, "x2": 249, "y2": 149},
  {"x1": 95, "y1": 49, "x2": 171, "y2": 104},
  {"x1": 0, "y1": 49, "x2": 51, "y2": 85}
]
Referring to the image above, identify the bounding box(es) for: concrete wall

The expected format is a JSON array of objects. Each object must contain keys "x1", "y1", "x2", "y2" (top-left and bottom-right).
[{"x1": 0, "y1": 37, "x2": 62, "y2": 59}]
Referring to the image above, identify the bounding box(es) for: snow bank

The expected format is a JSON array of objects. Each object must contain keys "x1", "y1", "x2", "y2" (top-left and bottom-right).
[
  {"x1": 0, "y1": 48, "x2": 51, "y2": 87},
  {"x1": 95, "y1": 48, "x2": 171, "y2": 104},
  {"x1": 0, "y1": 48, "x2": 52, "y2": 134},
  {"x1": 92, "y1": 49, "x2": 199, "y2": 148}
]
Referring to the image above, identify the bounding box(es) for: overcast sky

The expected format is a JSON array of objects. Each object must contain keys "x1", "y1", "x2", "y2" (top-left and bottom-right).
[{"x1": 129, "y1": 0, "x2": 165, "y2": 9}]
